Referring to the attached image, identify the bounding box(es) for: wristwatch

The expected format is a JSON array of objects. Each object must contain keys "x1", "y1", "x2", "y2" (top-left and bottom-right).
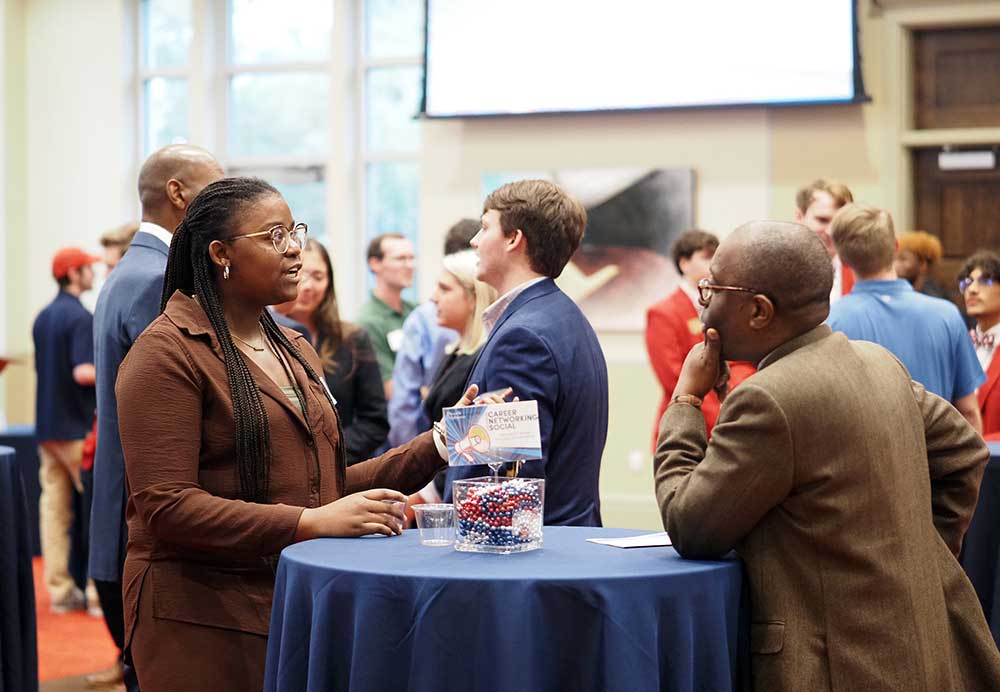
[{"x1": 670, "y1": 394, "x2": 703, "y2": 409}]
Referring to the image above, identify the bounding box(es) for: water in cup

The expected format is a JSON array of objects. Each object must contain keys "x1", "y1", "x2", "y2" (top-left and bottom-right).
[{"x1": 413, "y1": 503, "x2": 455, "y2": 546}]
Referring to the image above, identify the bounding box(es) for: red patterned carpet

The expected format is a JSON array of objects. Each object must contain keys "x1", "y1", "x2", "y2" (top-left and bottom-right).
[{"x1": 33, "y1": 557, "x2": 120, "y2": 682}]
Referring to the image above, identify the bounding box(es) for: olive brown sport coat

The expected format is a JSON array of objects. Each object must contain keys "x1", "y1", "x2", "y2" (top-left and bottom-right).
[{"x1": 655, "y1": 325, "x2": 1000, "y2": 692}]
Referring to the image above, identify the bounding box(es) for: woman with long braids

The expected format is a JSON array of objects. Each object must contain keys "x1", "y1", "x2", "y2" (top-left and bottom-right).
[
  {"x1": 274, "y1": 238, "x2": 389, "y2": 464},
  {"x1": 115, "y1": 178, "x2": 497, "y2": 691}
]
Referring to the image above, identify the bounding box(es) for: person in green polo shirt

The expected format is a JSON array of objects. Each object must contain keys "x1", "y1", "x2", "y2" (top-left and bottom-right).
[{"x1": 358, "y1": 233, "x2": 417, "y2": 398}]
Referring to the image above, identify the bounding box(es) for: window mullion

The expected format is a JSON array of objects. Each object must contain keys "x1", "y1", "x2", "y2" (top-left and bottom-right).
[
  {"x1": 188, "y1": 0, "x2": 209, "y2": 148},
  {"x1": 127, "y1": 0, "x2": 143, "y2": 214},
  {"x1": 362, "y1": 55, "x2": 423, "y2": 70},
  {"x1": 222, "y1": 61, "x2": 329, "y2": 75},
  {"x1": 212, "y1": 0, "x2": 229, "y2": 162}
]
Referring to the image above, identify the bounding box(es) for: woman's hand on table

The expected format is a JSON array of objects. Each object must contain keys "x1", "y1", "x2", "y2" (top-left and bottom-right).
[{"x1": 295, "y1": 488, "x2": 407, "y2": 540}]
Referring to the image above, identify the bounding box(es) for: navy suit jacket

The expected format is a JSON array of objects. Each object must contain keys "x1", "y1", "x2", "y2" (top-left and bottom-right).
[
  {"x1": 89, "y1": 231, "x2": 169, "y2": 582},
  {"x1": 444, "y1": 279, "x2": 608, "y2": 526}
]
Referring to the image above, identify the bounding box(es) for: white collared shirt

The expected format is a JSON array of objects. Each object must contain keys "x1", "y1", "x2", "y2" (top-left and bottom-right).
[
  {"x1": 974, "y1": 324, "x2": 1000, "y2": 371},
  {"x1": 482, "y1": 277, "x2": 547, "y2": 334},
  {"x1": 139, "y1": 221, "x2": 173, "y2": 250},
  {"x1": 678, "y1": 279, "x2": 701, "y2": 313},
  {"x1": 831, "y1": 255, "x2": 845, "y2": 304}
]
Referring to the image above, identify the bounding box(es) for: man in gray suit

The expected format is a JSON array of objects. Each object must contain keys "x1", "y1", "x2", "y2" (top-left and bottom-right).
[
  {"x1": 654, "y1": 221, "x2": 1000, "y2": 691},
  {"x1": 89, "y1": 144, "x2": 222, "y2": 689}
]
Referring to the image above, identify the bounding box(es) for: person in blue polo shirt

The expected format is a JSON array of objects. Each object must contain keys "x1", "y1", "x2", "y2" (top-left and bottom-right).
[
  {"x1": 827, "y1": 203, "x2": 984, "y2": 433},
  {"x1": 32, "y1": 246, "x2": 100, "y2": 613}
]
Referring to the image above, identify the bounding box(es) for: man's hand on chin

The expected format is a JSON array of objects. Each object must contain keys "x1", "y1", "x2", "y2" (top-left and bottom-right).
[{"x1": 674, "y1": 328, "x2": 730, "y2": 402}]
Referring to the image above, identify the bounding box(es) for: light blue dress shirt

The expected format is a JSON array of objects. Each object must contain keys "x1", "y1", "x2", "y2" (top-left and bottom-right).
[{"x1": 387, "y1": 301, "x2": 457, "y2": 446}]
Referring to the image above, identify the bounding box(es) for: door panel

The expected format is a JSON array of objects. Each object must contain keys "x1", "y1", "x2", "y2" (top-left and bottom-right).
[{"x1": 913, "y1": 148, "x2": 1000, "y2": 306}]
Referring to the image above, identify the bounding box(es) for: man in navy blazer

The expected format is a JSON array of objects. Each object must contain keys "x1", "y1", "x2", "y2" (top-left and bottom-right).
[
  {"x1": 89, "y1": 145, "x2": 222, "y2": 689},
  {"x1": 443, "y1": 180, "x2": 608, "y2": 526}
]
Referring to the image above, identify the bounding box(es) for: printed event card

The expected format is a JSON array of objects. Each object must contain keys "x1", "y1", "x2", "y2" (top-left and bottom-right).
[{"x1": 443, "y1": 400, "x2": 542, "y2": 467}]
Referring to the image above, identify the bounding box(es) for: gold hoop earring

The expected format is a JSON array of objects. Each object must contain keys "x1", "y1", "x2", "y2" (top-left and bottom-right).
[{"x1": 223, "y1": 265, "x2": 230, "y2": 280}]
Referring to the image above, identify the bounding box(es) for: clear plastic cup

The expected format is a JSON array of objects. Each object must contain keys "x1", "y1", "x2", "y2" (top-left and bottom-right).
[
  {"x1": 413, "y1": 503, "x2": 455, "y2": 546},
  {"x1": 383, "y1": 499, "x2": 406, "y2": 533}
]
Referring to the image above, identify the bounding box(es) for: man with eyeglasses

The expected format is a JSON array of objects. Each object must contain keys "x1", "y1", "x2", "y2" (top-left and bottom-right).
[
  {"x1": 89, "y1": 144, "x2": 223, "y2": 691},
  {"x1": 387, "y1": 219, "x2": 479, "y2": 448},
  {"x1": 826, "y1": 203, "x2": 983, "y2": 434},
  {"x1": 654, "y1": 220, "x2": 1000, "y2": 692},
  {"x1": 959, "y1": 250, "x2": 1000, "y2": 439},
  {"x1": 358, "y1": 233, "x2": 417, "y2": 399},
  {"x1": 645, "y1": 229, "x2": 754, "y2": 448}
]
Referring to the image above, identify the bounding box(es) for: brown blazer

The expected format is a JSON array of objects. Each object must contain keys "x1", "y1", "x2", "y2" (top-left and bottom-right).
[
  {"x1": 654, "y1": 325, "x2": 1000, "y2": 692},
  {"x1": 116, "y1": 293, "x2": 444, "y2": 678}
]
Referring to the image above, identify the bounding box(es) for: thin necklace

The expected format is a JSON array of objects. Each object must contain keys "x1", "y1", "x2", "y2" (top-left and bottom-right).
[{"x1": 232, "y1": 324, "x2": 266, "y2": 352}]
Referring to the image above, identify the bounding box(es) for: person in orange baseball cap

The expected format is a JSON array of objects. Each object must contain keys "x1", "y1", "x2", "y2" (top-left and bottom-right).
[
  {"x1": 32, "y1": 245, "x2": 100, "y2": 615},
  {"x1": 51, "y1": 247, "x2": 100, "y2": 285}
]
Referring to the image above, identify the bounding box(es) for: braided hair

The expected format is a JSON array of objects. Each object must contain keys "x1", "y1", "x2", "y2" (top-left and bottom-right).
[{"x1": 161, "y1": 176, "x2": 331, "y2": 503}]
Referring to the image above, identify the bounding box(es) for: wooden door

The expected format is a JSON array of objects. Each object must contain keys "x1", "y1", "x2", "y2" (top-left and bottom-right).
[
  {"x1": 913, "y1": 149, "x2": 1000, "y2": 305},
  {"x1": 911, "y1": 25, "x2": 1000, "y2": 308},
  {"x1": 913, "y1": 26, "x2": 1000, "y2": 129}
]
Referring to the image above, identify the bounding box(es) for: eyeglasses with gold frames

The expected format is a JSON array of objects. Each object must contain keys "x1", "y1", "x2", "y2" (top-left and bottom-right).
[
  {"x1": 226, "y1": 223, "x2": 308, "y2": 254},
  {"x1": 697, "y1": 277, "x2": 763, "y2": 306}
]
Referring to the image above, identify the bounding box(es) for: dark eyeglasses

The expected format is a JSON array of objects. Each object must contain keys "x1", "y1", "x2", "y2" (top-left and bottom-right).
[
  {"x1": 697, "y1": 278, "x2": 763, "y2": 306},
  {"x1": 959, "y1": 276, "x2": 997, "y2": 293},
  {"x1": 226, "y1": 223, "x2": 308, "y2": 254}
]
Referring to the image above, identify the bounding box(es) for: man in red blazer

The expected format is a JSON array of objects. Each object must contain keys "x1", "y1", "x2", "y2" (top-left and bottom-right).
[
  {"x1": 794, "y1": 179, "x2": 856, "y2": 302},
  {"x1": 646, "y1": 230, "x2": 754, "y2": 446},
  {"x1": 960, "y1": 250, "x2": 1000, "y2": 440}
]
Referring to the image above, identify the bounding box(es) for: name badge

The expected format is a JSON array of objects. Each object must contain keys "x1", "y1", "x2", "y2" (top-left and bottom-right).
[{"x1": 387, "y1": 328, "x2": 405, "y2": 352}]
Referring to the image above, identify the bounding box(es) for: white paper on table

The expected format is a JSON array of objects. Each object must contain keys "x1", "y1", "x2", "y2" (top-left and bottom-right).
[{"x1": 586, "y1": 531, "x2": 672, "y2": 548}]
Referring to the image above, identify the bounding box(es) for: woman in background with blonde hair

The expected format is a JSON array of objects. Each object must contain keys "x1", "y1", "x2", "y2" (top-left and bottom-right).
[
  {"x1": 423, "y1": 250, "x2": 498, "y2": 438},
  {"x1": 403, "y1": 249, "x2": 497, "y2": 507}
]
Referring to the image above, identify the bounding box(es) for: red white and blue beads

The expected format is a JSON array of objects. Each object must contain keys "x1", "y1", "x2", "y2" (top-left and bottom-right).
[{"x1": 455, "y1": 478, "x2": 543, "y2": 547}]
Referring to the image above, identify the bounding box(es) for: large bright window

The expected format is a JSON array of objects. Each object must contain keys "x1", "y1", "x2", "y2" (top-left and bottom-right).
[
  {"x1": 224, "y1": 0, "x2": 333, "y2": 241},
  {"x1": 139, "y1": 0, "x2": 192, "y2": 155},
  {"x1": 133, "y1": 0, "x2": 425, "y2": 307},
  {"x1": 361, "y1": 0, "x2": 424, "y2": 299}
]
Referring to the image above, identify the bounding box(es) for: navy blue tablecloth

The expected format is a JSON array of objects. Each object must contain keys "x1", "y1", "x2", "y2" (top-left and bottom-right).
[
  {"x1": 0, "y1": 446, "x2": 39, "y2": 692},
  {"x1": 0, "y1": 426, "x2": 40, "y2": 556},
  {"x1": 0, "y1": 426, "x2": 88, "y2": 589},
  {"x1": 265, "y1": 526, "x2": 747, "y2": 692},
  {"x1": 962, "y1": 441, "x2": 1000, "y2": 648}
]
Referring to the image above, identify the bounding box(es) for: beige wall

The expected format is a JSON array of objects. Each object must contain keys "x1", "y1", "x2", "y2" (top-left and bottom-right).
[
  {"x1": 2, "y1": 0, "x2": 991, "y2": 528},
  {"x1": 418, "y1": 109, "x2": 775, "y2": 529},
  {"x1": 769, "y1": 5, "x2": 891, "y2": 221},
  {"x1": 2, "y1": 0, "x2": 27, "y2": 426},
  {"x1": 3, "y1": 0, "x2": 129, "y2": 426},
  {"x1": 416, "y1": 6, "x2": 897, "y2": 529}
]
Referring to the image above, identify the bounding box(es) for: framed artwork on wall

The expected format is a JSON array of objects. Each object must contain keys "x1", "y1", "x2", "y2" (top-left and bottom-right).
[{"x1": 482, "y1": 167, "x2": 695, "y2": 331}]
